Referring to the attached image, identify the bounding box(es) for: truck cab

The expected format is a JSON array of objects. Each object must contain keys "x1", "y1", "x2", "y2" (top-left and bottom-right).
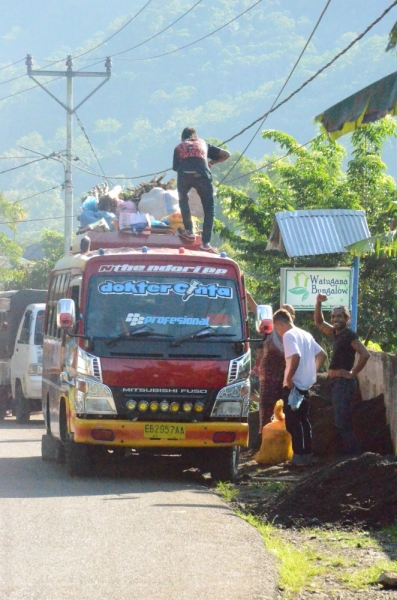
[
  {"x1": 11, "y1": 303, "x2": 45, "y2": 423},
  {"x1": 0, "y1": 289, "x2": 46, "y2": 421}
]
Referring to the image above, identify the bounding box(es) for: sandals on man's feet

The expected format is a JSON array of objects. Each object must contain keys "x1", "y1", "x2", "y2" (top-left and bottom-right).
[{"x1": 177, "y1": 228, "x2": 195, "y2": 242}]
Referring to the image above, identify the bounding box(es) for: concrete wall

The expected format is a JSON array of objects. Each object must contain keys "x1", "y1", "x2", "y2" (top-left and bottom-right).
[{"x1": 357, "y1": 350, "x2": 397, "y2": 453}]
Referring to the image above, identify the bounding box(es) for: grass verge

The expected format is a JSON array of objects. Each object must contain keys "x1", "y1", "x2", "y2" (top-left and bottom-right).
[
  {"x1": 215, "y1": 481, "x2": 239, "y2": 502},
  {"x1": 237, "y1": 511, "x2": 324, "y2": 598},
  {"x1": 340, "y1": 560, "x2": 397, "y2": 588}
]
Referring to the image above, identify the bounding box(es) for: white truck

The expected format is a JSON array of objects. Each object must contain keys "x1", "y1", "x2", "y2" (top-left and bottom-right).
[{"x1": 0, "y1": 290, "x2": 46, "y2": 422}]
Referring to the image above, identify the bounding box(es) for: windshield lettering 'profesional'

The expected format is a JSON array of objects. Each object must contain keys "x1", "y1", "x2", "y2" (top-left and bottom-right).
[{"x1": 85, "y1": 275, "x2": 243, "y2": 340}]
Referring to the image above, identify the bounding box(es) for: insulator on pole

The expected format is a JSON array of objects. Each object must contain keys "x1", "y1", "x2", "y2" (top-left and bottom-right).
[
  {"x1": 105, "y1": 57, "x2": 112, "y2": 73},
  {"x1": 66, "y1": 55, "x2": 74, "y2": 70},
  {"x1": 26, "y1": 54, "x2": 33, "y2": 72}
]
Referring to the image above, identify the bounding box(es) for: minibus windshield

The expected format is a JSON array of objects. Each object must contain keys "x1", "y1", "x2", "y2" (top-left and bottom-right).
[{"x1": 84, "y1": 274, "x2": 243, "y2": 341}]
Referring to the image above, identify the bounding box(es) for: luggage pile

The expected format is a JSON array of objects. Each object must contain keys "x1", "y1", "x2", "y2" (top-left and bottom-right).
[{"x1": 77, "y1": 175, "x2": 203, "y2": 235}]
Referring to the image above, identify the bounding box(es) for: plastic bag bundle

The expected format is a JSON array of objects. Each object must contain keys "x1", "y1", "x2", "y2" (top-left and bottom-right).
[
  {"x1": 253, "y1": 400, "x2": 293, "y2": 465},
  {"x1": 163, "y1": 213, "x2": 201, "y2": 232},
  {"x1": 138, "y1": 188, "x2": 179, "y2": 220},
  {"x1": 118, "y1": 212, "x2": 150, "y2": 231}
]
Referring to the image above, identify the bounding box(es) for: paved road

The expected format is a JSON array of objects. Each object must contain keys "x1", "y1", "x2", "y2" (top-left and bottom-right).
[{"x1": 0, "y1": 416, "x2": 277, "y2": 600}]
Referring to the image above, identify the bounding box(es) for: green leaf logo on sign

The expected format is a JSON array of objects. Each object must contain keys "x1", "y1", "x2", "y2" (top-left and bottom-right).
[{"x1": 289, "y1": 286, "x2": 309, "y2": 301}]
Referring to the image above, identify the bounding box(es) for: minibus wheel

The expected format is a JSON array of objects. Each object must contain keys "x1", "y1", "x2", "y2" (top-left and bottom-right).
[
  {"x1": 65, "y1": 439, "x2": 92, "y2": 476},
  {"x1": 15, "y1": 383, "x2": 30, "y2": 424},
  {"x1": 211, "y1": 446, "x2": 240, "y2": 483}
]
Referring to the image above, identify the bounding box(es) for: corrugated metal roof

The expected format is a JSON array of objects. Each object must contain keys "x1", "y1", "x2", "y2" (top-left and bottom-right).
[{"x1": 266, "y1": 209, "x2": 370, "y2": 257}]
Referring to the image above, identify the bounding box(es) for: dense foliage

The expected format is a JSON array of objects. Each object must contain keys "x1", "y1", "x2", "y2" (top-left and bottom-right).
[
  {"x1": 215, "y1": 118, "x2": 397, "y2": 351},
  {"x1": 2, "y1": 229, "x2": 64, "y2": 291}
]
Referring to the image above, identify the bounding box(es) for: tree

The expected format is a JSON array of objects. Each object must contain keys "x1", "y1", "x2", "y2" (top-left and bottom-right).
[
  {"x1": 0, "y1": 192, "x2": 26, "y2": 283},
  {"x1": 215, "y1": 118, "x2": 397, "y2": 350},
  {"x1": 3, "y1": 229, "x2": 64, "y2": 291}
]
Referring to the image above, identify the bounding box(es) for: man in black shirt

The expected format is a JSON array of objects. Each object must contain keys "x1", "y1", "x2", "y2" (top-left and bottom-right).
[
  {"x1": 314, "y1": 294, "x2": 370, "y2": 454},
  {"x1": 173, "y1": 127, "x2": 230, "y2": 251}
]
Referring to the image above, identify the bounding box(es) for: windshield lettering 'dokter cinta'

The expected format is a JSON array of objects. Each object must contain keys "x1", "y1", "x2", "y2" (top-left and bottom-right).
[{"x1": 97, "y1": 279, "x2": 233, "y2": 301}]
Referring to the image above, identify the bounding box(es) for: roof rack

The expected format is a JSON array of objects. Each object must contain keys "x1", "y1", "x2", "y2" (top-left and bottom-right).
[{"x1": 72, "y1": 227, "x2": 203, "y2": 254}]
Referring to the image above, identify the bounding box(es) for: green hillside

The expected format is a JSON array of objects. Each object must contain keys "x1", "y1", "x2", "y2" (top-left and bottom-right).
[{"x1": 0, "y1": 0, "x2": 396, "y2": 243}]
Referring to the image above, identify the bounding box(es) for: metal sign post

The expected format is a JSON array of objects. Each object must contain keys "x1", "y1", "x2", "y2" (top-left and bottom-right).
[
  {"x1": 26, "y1": 54, "x2": 112, "y2": 254},
  {"x1": 350, "y1": 256, "x2": 360, "y2": 332}
]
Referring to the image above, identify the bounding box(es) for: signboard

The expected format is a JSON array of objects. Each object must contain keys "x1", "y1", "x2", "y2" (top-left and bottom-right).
[{"x1": 280, "y1": 268, "x2": 352, "y2": 311}]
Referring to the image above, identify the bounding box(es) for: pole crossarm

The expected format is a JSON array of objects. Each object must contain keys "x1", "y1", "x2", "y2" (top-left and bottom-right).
[
  {"x1": 29, "y1": 70, "x2": 110, "y2": 78},
  {"x1": 25, "y1": 54, "x2": 112, "y2": 254}
]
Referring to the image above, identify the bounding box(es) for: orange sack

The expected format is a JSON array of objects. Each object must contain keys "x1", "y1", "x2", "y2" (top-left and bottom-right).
[{"x1": 253, "y1": 400, "x2": 293, "y2": 465}]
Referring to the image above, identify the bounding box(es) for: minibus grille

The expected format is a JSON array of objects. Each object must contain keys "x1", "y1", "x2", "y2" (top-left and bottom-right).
[{"x1": 111, "y1": 387, "x2": 217, "y2": 421}]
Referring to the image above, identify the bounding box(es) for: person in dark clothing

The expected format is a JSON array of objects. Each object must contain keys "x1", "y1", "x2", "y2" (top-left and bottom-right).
[
  {"x1": 314, "y1": 294, "x2": 370, "y2": 454},
  {"x1": 173, "y1": 127, "x2": 230, "y2": 251},
  {"x1": 246, "y1": 292, "x2": 297, "y2": 432}
]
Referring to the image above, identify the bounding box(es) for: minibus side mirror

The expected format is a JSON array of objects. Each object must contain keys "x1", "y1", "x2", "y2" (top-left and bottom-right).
[
  {"x1": 255, "y1": 305, "x2": 273, "y2": 335},
  {"x1": 57, "y1": 299, "x2": 76, "y2": 330}
]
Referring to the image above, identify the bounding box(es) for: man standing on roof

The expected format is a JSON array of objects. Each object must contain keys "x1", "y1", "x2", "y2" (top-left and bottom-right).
[
  {"x1": 173, "y1": 127, "x2": 230, "y2": 252},
  {"x1": 314, "y1": 294, "x2": 370, "y2": 455}
]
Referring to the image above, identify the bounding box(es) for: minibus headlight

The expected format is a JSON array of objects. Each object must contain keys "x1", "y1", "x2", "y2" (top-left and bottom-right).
[
  {"x1": 211, "y1": 379, "x2": 250, "y2": 418},
  {"x1": 75, "y1": 378, "x2": 117, "y2": 415}
]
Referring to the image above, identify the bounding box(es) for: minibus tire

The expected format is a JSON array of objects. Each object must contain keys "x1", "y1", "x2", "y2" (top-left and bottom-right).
[
  {"x1": 65, "y1": 439, "x2": 92, "y2": 476},
  {"x1": 41, "y1": 434, "x2": 58, "y2": 461},
  {"x1": 211, "y1": 446, "x2": 240, "y2": 483},
  {"x1": 15, "y1": 384, "x2": 30, "y2": 424}
]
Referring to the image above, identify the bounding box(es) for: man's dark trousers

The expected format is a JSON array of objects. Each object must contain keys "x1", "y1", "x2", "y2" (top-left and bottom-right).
[
  {"x1": 177, "y1": 172, "x2": 215, "y2": 245},
  {"x1": 282, "y1": 387, "x2": 312, "y2": 455}
]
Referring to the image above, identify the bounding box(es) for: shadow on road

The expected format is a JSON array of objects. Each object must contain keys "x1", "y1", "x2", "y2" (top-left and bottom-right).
[
  {"x1": 0, "y1": 451, "x2": 219, "y2": 501},
  {"x1": 0, "y1": 417, "x2": 45, "y2": 430}
]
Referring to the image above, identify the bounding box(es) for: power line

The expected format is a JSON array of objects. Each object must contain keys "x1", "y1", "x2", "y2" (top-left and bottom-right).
[
  {"x1": 0, "y1": 58, "x2": 25, "y2": 72},
  {"x1": 220, "y1": 135, "x2": 321, "y2": 185},
  {"x1": 0, "y1": 153, "x2": 55, "y2": 175},
  {"x1": 11, "y1": 184, "x2": 64, "y2": 204},
  {"x1": 221, "y1": 0, "x2": 397, "y2": 146},
  {"x1": 60, "y1": 1, "x2": 395, "y2": 187},
  {"x1": 3, "y1": 1, "x2": 392, "y2": 189},
  {"x1": 113, "y1": 0, "x2": 263, "y2": 62},
  {"x1": 52, "y1": 1, "x2": 204, "y2": 76},
  {"x1": 219, "y1": 0, "x2": 332, "y2": 184},
  {"x1": 63, "y1": 154, "x2": 172, "y2": 181},
  {"x1": 73, "y1": 0, "x2": 154, "y2": 59},
  {"x1": 2, "y1": 214, "x2": 73, "y2": 226},
  {"x1": 74, "y1": 111, "x2": 113, "y2": 184},
  {"x1": 0, "y1": 72, "x2": 27, "y2": 87},
  {"x1": 0, "y1": 76, "x2": 63, "y2": 104},
  {"x1": 95, "y1": 0, "x2": 203, "y2": 60}
]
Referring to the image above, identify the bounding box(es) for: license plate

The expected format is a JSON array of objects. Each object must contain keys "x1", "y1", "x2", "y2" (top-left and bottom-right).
[{"x1": 143, "y1": 423, "x2": 186, "y2": 440}]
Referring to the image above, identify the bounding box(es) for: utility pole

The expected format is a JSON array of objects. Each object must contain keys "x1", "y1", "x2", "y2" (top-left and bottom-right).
[{"x1": 26, "y1": 54, "x2": 112, "y2": 254}]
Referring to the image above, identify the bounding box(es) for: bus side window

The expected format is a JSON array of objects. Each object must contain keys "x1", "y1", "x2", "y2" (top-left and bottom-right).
[
  {"x1": 70, "y1": 285, "x2": 80, "y2": 333},
  {"x1": 56, "y1": 273, "x2": 70, "y2": 338},
  {"x1": 45, "y1": 272, "x2": 71, "y2": 338},
  {"x1": 45, "y1": 275, "x2": 57, "y2": 337}
]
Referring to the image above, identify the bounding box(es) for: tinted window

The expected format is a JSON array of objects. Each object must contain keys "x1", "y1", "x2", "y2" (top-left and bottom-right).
[
  {"x1": 46, "y1": 272, "x2": 71, "y2": 338},
  {"x1": 19, "y1": 311, "x2": 32, "y2": 344},
  {"x1": 34, "y1": 310, "x2": 44, "y2": 346}
]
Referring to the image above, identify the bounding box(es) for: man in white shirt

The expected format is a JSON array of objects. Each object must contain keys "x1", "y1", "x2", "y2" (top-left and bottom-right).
[{"x1": 273, "y1": 309, "x2": 326, "y2": 466}]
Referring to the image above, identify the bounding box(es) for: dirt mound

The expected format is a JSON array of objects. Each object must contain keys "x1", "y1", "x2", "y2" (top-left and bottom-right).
[{"x1": 260, "y1": 453, "x2": 397, "y2": 528}]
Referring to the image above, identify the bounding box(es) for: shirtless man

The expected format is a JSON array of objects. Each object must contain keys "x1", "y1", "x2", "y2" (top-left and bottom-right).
[{"x1": 314, "y1": 294, "x2": 370, "y2": 454}]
